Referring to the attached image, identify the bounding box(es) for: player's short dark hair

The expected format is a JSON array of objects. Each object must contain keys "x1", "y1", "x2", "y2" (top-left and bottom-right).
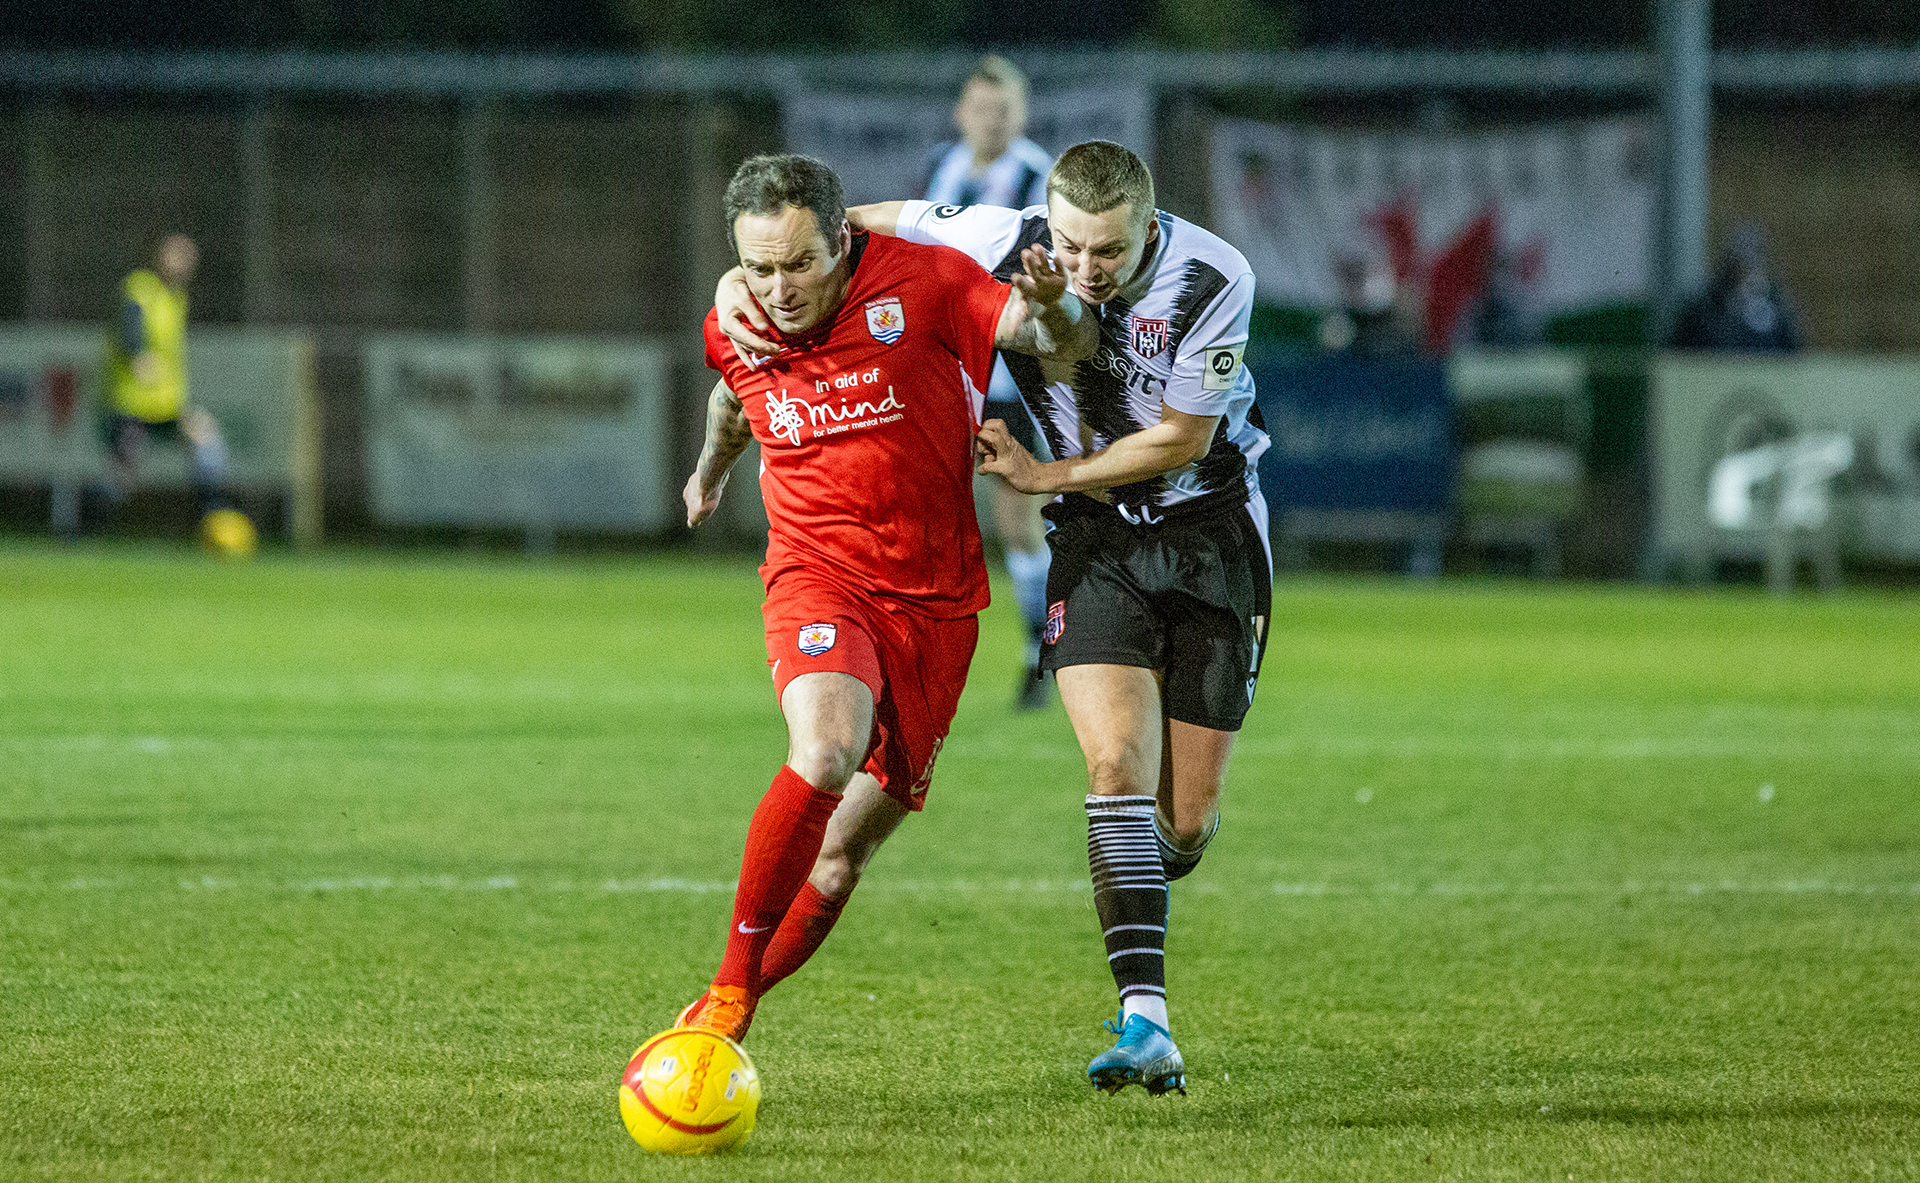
[
  {"x1": 1047, "y1": 141, "x2": 1156, "y2": 231},
  {"x1": 724, "y1": 154, "x2": 847, "y2": 253}
]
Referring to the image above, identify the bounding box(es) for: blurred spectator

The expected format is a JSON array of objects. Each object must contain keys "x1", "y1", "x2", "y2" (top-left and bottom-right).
[
  {"x1": 1320, "y1": 252, "x2": 1419, "y2": 355},
  {"x1": 1668, "y1": 224, "x2": 1805, "y2": 353},
  {"x1": 921, "y1": 55, "x2": 1057, "y2": 712},
  {"x1": 920, "y1": 55, "x2": 1051, "y2": 212},
  {"x1": 100, "y1": 233, "x2": 232, "y2": 525}
]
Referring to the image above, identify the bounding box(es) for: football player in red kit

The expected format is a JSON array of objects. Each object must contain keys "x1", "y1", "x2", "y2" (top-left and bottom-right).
[{"x1": 674, "y1": 153, "x2": 1093, "y2": 1041}]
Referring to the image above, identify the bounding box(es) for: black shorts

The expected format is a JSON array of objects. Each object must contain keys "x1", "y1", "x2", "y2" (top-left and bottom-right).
[{"x1": 1041, "y1": 493, "x2": 1273, "y2": 732}]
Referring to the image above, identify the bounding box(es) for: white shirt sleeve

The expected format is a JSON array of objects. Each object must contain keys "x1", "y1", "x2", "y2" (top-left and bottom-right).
[
  {"x1": 895, "y1": 200, "x2": 1029, "y2": 272},
  {"x1": 1164, "y1": 272, "x2": 1255, "y2": 418}
]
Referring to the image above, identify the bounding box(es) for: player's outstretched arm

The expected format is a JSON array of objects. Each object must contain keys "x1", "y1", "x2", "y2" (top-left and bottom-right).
[
  {"x1": 684, "y1": 379, "x2": 750, "y2": 527},
  {"x1": 994, "y1": 244, "x2": 1096, "y2": 362},
  {"x1": 976, "y1": 405, "x2": 1220, "y2": 496},
  {"x1": 846, "y1": 202, "x2": 905, "y2": 237}
]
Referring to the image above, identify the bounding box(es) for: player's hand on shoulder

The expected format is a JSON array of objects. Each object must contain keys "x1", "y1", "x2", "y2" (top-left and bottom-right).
[{"x1": 715, "y1": 269, "x2": 778, "y2": 358}]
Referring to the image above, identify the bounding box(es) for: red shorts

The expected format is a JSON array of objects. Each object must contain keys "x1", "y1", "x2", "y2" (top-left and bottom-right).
[{"x1": 763, "y1": 569, "x2": 979, "y2": 811}]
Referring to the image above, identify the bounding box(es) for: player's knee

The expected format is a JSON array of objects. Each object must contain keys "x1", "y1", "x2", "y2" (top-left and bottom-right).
[
  {"x1": 1086, "y1": 752, "x2": 1153, "y2": 798},
  {"x1": 786, "y1": 741, "x2": 862, "y2": 794}
]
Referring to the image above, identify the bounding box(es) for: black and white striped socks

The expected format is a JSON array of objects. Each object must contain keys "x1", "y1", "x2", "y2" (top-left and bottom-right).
[{"x1": 1087, "y1": 794, "x2": 1169, "y2": 1031}]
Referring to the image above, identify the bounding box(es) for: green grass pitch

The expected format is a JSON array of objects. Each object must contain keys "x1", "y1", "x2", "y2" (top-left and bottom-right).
[{"x1": 2, "y1": 542, "x2": 1916, "y2": 1181}]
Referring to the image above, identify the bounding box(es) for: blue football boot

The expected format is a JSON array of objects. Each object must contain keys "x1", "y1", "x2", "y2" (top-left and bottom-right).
[{"x1": 1087, "y1": 1011, "x2": 1187, "y2": 1096}]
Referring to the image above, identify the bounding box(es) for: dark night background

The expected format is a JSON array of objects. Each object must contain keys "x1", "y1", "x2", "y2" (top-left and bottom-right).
[{"x1": 3, "y1": 0, "x2": 1916, "y2": 52}]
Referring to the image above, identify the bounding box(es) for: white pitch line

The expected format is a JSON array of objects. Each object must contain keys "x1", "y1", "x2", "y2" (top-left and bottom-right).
[
  {"x1": 954, "y1": 731, "x2": 1920, "y2": 763},
  {"x1": 1230, "y1": 734, "x2": 1920, "y2": 761},
  {"x1": 0, "y1": 876, "x2": 1916, "y2": 898},
  {"x1": 1268, "y1": 880, "x2": 1920, "y2": 898},
  {"x1": 7, "y1": 725, "x2": 1919, "y2": 762}
]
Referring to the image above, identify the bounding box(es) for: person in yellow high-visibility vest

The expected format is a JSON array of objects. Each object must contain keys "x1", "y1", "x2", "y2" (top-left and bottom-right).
[{"x1": 102, "y1": 233, "x2": 232, "y2": 525}]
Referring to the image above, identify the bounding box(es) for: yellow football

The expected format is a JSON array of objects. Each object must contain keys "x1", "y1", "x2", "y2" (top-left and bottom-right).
[
  {"x1": 199, "y1": 509, "x2": 258, "y2": 559},
  {"x1": 619, "y1": 1028, "x2": 761, "y2": 1155}
]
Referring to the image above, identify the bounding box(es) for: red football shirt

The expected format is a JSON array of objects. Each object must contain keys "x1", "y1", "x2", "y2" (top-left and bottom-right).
[{"x1": 703, "y1": 232, "x2": 1013, "y2": 619}]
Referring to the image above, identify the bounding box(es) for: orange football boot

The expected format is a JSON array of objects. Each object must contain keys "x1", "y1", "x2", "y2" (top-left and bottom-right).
[{"x1": 676, "y1": 985, "x2": 757, "y2": 1042}]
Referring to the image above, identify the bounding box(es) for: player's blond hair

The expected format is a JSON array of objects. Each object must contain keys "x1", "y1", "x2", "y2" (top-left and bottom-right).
[
  {"x1": 1047, "y1": 141, "x2": 1156, "y2": 231},
  {"x1": 966, "y1": 55, "x2": 1028, "y2": 102}
]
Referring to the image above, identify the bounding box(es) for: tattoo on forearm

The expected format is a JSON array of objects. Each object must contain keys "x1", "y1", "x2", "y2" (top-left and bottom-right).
[{"x1": 698, "y1": 386, "x2": 750, "y2": 483}]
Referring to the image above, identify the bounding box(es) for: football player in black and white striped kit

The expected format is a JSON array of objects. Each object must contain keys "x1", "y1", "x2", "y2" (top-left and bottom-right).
[
  {"x1": 714, "y1": 141, "x2": 1271, "y2": 1097},
  {"x1": 921, "y1": 55, "x2": 1058, "y2": 710}
]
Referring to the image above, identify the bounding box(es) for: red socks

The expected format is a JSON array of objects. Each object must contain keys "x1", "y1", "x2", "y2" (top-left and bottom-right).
[
  {"x1": 712, "y1": 766, "x2": 840, "y2": 993},
  {"x1": 756, "y1": 882, "x2": 851, "y2": 993}
]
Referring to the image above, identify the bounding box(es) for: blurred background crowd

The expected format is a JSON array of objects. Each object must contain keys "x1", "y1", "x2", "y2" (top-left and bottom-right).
[{"x1": 1, "y1": 0, "x2": 1916, "y2": 588}]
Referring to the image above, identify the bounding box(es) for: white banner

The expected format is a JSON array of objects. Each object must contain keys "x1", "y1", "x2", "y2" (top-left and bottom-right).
[
  {"x1": 783, "y1": 86, "x2": 1153, "y2": 206},
  {"x1": 1651, "y1": 354, "x2": 1920, "y2": 568},
  {"x1": 364, "y1": 335, "x2": 671, "y2": 533},
  {"x1": 1211, "y1": 119, "x2": 1652, "y2": 336}
]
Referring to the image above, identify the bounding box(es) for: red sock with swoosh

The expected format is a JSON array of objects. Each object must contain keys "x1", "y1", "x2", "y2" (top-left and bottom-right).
[
  {"x1": 757, "y1": 882, "x2": 851, "y2": 993},
  {"x1": 712, "y1": 765, "x2": 841, "y2": 994}
]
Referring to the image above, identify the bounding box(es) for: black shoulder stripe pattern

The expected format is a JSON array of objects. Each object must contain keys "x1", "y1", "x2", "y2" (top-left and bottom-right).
[
  {"x1": 1001, "y1": 352, "x2": 1070, "y2": 464},
  {"x1": 991, "y1": 216, "x2": 1052, "y2": 281},
  {"x1": 1077, "y1": 296, "x2": 1169, "y2": 513},
  {"x1": 1190, "y1": 410, "x2": 1247, "y2": 499},
  {"x1": 1167, "y1": 251, "x2": 1247, "y2": 502},
  {"x1": 1165, "y1": 258, "x2": 1230, "y2": 360}
]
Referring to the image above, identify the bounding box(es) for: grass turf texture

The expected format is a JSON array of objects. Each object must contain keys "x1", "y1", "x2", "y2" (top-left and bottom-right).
[{"x1": 2, "y1": 542, "x2": 1916, "y2": 1182}]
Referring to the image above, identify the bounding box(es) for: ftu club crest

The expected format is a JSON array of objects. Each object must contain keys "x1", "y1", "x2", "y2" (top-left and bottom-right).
[{"x1": 1130, "y1": 316, "x2": 1170, "y2": 359}]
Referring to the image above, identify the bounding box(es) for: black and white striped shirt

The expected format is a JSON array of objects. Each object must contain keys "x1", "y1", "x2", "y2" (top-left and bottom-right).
[
  {"x1": 920, "y1": 138, "x2": 1052, "y2": 213},
  {"x1": 898, "y1": 200, "x2": 1270, "y2": 524}
]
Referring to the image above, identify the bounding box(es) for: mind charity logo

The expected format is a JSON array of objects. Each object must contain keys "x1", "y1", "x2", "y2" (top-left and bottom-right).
[{"x1": 764, "y1": 390, "x2": 807, "y2": 445}]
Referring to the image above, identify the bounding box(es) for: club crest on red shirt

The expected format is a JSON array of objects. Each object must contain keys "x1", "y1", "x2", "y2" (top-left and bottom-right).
[
  {"x1": 1130, "y1": 316, "x2": 1170, "y2": 359},
  {"x1": 865, "y1": 298, "x2": 905, "y2": 345},
  {"x1": 798, "y1": 623, "x2": 837, "y2": 655}
]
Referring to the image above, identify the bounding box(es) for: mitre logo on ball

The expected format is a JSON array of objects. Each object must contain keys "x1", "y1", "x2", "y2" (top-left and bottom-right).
[{"x1": 864, "y1": 299, "x2": 905, "y2": 345}]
